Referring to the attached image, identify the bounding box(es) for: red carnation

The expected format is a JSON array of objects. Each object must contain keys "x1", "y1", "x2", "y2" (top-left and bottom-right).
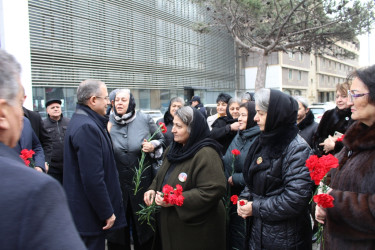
[
  {"x1": 231, "y1": 149, "x2": 241, "y2": 156},
  {"x1": 161, "y1": 184, "x2": 185, "y2": 206},
  {"x1": 305, "y1": 154, "x2": 339, "y2": 185},
  {"x1": 336, "y1": 134, "x2": 345, "y2": 142},
  {"x1": 239, "y1": 200, "x2": 246, "y2": 206},
  {"x1": 19, "y1": 149, "x2": 35, "y2": 167},
  {"x1": 230, "y1": 195, "x2": 238, "y2": 205},
  {"x1": 320, "y1": 154, "x2": 339, "y2": 171},
  {"x1": 313, "y1": 194, "x2": 334, "y2": 208},
  {"x1": 174, "y1": 184, "x2": 183, "y2": 196},
  {"x1": 162, "y1": 184, "x2": 174, "y2": 194},
  {"x1": 159, "y1": 122, "x2": 167, "y2": 134}
]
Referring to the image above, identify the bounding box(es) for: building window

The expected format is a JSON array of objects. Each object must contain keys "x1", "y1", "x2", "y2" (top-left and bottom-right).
[
  {"x1": 288, "y1": 69, "x2": 293, "y2": 80},
  {"x1": 298, "y1": 53, "x2": 303, "y2": 61},
  {"x1": 288, "y1": 52, "x2": 294, "y2": 59},
  {"x1": 298, "y1": 71, "x2": 302, "y2": 80}
]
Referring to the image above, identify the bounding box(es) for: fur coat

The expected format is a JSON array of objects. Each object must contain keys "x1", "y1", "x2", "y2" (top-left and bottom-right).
[
  {"x1": 324, "y1": 121, "x2": 375, "y2": 249},
  {"x1": 324, "y1": 122, "x2": 375, "y2": 249}
]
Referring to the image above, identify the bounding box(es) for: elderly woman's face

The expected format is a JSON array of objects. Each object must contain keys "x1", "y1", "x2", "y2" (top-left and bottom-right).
[
  {"x1": 172, "y1": 115, "x2": 189, "y2": 146},
  {"x1": 114, "y1": 92, "x2": 130, "y2": 115},
  {"x1": 229, "y1": 102, "x2": 240, "y2": 119},
  {"x1": 336, "y1": 90, "x2": 349, "y2": 110},
  {"x1": 216, "y1": 101, "x2": 227, "y2": 116},
  {"x1": 170, "y1": 101, "x2": 183, "y2": 117},
  {"x1": 348, "y1": 77, "x2": 375, "y2": 126},
  {"x1": 254, "y1": 105, "x2": 267, "y2": 131},
  {"x1": 238, "y1": 107, "x2": 248, "y2": 130}
]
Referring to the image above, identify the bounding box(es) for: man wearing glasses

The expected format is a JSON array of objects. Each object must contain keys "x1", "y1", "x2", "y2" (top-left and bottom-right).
[{"x1": 64, "y1": 79, "x2": 126, "y2": 250}]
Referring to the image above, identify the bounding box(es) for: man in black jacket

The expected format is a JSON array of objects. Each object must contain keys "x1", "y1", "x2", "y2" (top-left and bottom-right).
[
  {"x1": 294, "y1": 96, "x2": 318, "y2": 147},
  {"x1": 43, "y1": 99, "x2": 70, "y2": 184},
  {"x1": 190, "y1": 95, "x2": 207, "y2": 118}
]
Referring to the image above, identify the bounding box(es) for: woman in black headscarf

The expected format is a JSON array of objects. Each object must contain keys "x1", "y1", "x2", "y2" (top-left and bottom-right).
[
  {"x1": 237, "y1": 89, "x2": 313, "y2": 250},
  {"x1": 157, "y1": 97, "x2": 185, "y2": 147},
  {"x1": 144, "y1": 106, "x2": 227, "y2": 250},
  {"x1": 223, "y1": 101, "x2": 260, "y2": 250}
]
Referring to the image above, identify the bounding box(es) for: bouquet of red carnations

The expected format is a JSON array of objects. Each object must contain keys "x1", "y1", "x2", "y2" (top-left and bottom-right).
[
  {"x1": 19, "y1": 149, "x2": 35, "y2": 168},
  {"x1": 137, "y1": 184, "x2": 185, "y2": 231},
  {"x1": 305, "y1": 153, "x2": 339, "y2": 244}
]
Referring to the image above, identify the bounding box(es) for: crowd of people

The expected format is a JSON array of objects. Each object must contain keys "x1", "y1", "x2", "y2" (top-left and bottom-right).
[{"x1": 1, "y1": 47, "x2": 375, "y2": 250}]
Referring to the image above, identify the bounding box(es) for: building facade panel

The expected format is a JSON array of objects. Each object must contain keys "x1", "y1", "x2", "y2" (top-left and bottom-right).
[{"x1": 28, "y1": 0, "x2": 236, "y2": 115}]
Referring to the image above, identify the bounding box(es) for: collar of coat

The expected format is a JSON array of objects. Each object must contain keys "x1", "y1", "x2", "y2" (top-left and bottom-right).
[
  {"x1": 297, "y1": 110, "x2": 315, "y2": 130},
  {"x1": 344, "y1": 121, "x2": 375, "y2": 151}
]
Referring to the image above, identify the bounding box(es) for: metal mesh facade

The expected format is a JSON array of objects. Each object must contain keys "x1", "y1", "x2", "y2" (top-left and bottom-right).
[{"x1": 28, "y1": 0, "x2": 236, "y2": 91}]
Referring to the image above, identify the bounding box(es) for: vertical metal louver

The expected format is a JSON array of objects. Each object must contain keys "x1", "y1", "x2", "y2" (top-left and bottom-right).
[{"x1": 28, "y1": 0, "x2": 236, "y2": 91}]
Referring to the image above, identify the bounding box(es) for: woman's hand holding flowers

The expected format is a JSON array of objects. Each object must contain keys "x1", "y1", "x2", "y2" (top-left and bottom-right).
[
  {"x1": 237, "y1": 200, "x2": 252, "y2": 219},
  {"x1": 142, "y1": 139, "x2": 155, "y2": 153},
  {"x1": 144, "y1": 190, "x2": 156, "y2": 206},
  {"x1": 155, "y1": 191, "x2": 174, "y2": 207},
  {"x1": 320, "y1": 135, "x2": 336, "y2": 153}
]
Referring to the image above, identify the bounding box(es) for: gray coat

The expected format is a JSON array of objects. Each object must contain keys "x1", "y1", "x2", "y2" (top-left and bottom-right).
[{"x1": 109, "y1": 111, "x2": 165, "y2": 245}]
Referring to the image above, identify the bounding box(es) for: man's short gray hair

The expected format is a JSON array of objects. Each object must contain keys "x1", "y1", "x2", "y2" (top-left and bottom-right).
[
  {"x1": 77, "y1": 79, "x2": 105, "y2": 105},
  {"x1": 175, "y1": 106, "x2": 194, "y2": 134},
  {"x1": 0, "y1": 49, "x2": 21, "y2": 105},
  {"x1": 254, "y1": 88, "x2": 271, "y2": 112},
  {"x1": 293, "y1": 96, "x2": 309, "y2": 109}
]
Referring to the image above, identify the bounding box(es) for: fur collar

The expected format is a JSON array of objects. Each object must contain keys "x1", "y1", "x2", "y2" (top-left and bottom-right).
[
  {"x1": 298, "y1": 110, "x2": 315, "y2": 130},
  {"x1": 344, "y1": 121, "x2": 375, "y2": 151}
]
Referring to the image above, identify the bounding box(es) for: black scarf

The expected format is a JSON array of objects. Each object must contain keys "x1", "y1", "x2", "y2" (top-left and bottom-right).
[
  {"x1": 243, "y1": 90, "x2": 299, "y2": 182},
  {"x1": 242, "y1": 101, "x2": 257, "y2": 129},
  {"x1": 167, "y1": 108, "x2": 222, "y2": 164}
]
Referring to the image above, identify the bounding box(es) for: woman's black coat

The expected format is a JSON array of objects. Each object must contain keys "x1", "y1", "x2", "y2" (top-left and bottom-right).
[
  {"x1": 312, "y1": 107, "x2": 352, "y2": 156},
  {"x1": 241, "y1": 90, "x2": 313, "y2": 250}
]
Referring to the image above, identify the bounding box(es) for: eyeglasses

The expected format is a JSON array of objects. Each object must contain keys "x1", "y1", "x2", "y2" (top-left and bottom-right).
[
  {"x1": 347, "y1": 90, "x2": 370, "y2": 102},
  {"x1": 95, "y1": 96, "x2": 110, "y2": 101}
]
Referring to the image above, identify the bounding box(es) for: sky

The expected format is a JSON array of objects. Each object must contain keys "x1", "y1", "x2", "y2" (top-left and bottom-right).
[{"x1": 358, "y1": 30, "x2": 375, "y2": 67}]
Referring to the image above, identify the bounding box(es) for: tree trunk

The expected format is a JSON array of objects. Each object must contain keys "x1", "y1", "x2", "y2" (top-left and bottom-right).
[{"x1": 254, "y1": 53, "x2": 268, "y2": 91}]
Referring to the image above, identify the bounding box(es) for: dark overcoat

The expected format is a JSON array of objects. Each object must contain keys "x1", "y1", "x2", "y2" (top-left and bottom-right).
[
  {"x1": 63, "y1": 104, "x2": 126, "y2": 236},
  {"x1": 297, "y1": 110, "x2": 318, "y2": 147},
  {"x1": 0, "y1": 142, "x2": 86, "y2": 249},
  {"x1": 149, "y1": 146, "x2": 227, "y2": 250},
  {"x1": 312, "y1": 107, "x2": 351, "y2": 155},
  {"x1": 323, "y1": 121, "x2": 375, "y2": 249}
]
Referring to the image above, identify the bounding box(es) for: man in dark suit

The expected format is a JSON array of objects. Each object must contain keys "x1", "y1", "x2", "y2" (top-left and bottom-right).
[
  {"x1": 23, "y1": 106, "x2": 52, "y2": 170},
  {"x1": 0, "y1": 49, "x2": 86, "y2": 249},
  {"x1": 64, "y1": 79, "x2": 126, "y2": 250}
]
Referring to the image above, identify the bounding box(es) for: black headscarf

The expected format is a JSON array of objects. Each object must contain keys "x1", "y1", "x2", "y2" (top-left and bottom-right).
[
  {"x1": 248, "y1": 90, "x2": 299, "y2": 160},
  {"x1": 241, "y1": 101, "x2": 257, "y2": 129},
  {"x1": 167, "y1": 108, "x2": 222, "y2": 164},
  {"x1": 162, "y1": 101, "x2": 174, "y2": 126}
]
